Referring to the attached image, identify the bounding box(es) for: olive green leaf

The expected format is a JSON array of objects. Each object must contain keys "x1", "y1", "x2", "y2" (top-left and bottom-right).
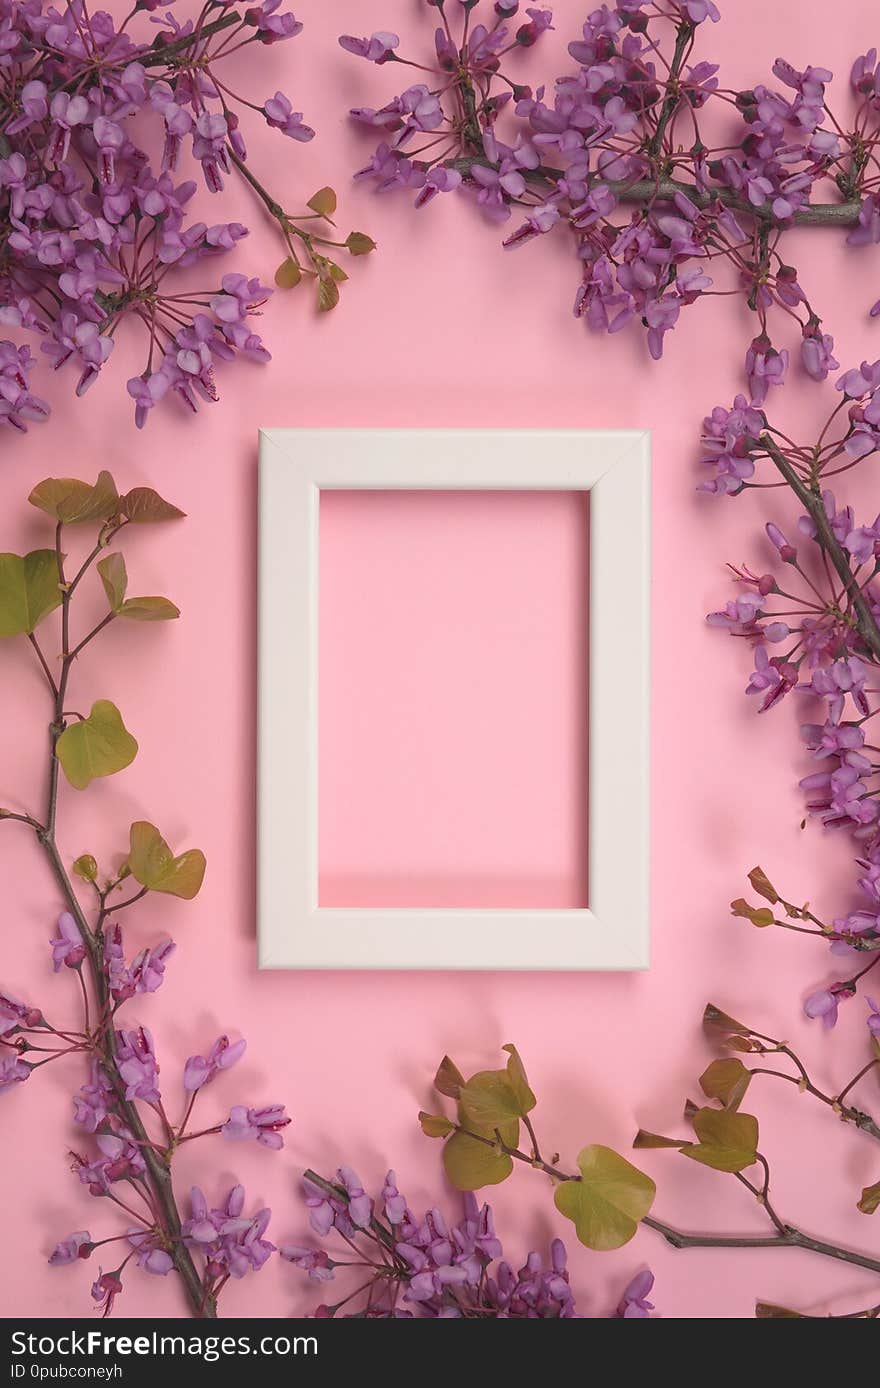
[
  {"x1": 858, "y1": 1179, "x2": 880, "y2": 1215},
  {"x1": 747, "y1": 866, "x2": 779, "y2": 904},
  {"x1": 28, "y1": 471, "x2": 118, "y2": 524},
  {"x1": 97, "y1": 553, "x2": 127, "y2": 611},
  {"x1": 442, "y1": 1118, "x2": 518, "y2": 1192},
  {"x1": 121, "y1": 487, "x2": 185, "y2": 524},
  {"x1": 307, "y1": 186, "x2": 337, "y2": 217},
  {"x1": 699, "y1": 1058, "x2": 752, "y2": 1111},
  {"x1": 56, "y1": 701, "x2": 138, "y2": 791},
  {"x1": 418, "y1": 1112, "x2": 455, "y2": 1138},
  {"x1": 434, "y1": 1055, "x2": 465, "y2": 1100},
  {"x1": 458, "y1": 1047, "x2": 537, "y2": 1130},
  {"x1": 679, "y1": 1108, "x2": 759, "y2": 1173},
  {"x1": 127, "y1": 820, "x2": 206, "y2": 899},
  {"x1": 554, "y1": 1146, "x2": 656, "y2": 1251},
  {"x1": 346, "y1": 232, "x2": 377, "y2": 256},
  {"x1": 0, "y1": 551, "x2": 62, "y2": 637},
  {"x1": 274, "y1": 258, "x2": 303, "y2": 289},
  {"x1": 97, "y1": 554, "x2": 179, "y2": 621},
  {"x1": 72, "y1": 854, "x2": 98, "y2": 883}
]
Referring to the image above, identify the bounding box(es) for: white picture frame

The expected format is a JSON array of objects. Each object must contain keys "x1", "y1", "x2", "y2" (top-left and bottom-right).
[{"x1": 258, "y1": 428, "x2": 650, "y2": 971}]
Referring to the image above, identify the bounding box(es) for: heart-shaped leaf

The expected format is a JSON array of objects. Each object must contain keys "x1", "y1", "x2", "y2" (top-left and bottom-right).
[
  {"x1": 97, "y1": 553, "x2": 127, "y2": 612},
  {"x1": 633, "y1": 1129, "x2": 686, "y2": 1150},
  {"x1": 317, "y1": 276, "x2": 340, "y2": 313},
  {"x1": 56, "y1": 701, "x2": 137, "y2": 791},
  {"x1": 274, "y1": 258, "x2": 303, "y2": 289},
  {"x1": 122, "y1": 487, "x2": 185, "y2": 524},
  {"x1": 442, "y1": 1118, "x2": 518, "y2": 1192},
  {"x1": 680, "y1": 1108, "x2": 759, "y2": 1173},
  {"x1": 307, "y1": 186, "x2": 337, "y2": 218},
  {"x1": 0, "y1": 551, "x2": 62, "y2": 637},
  {"x1": 345, "y1": 232, "x2": 376, "y2": 256},
  {"x1": 699, "y1": 1058, "x2": 752, "y2": 1111},
  {"x1": 554, "y1": 1146, "x2": 656, "y2": 1251},
  {"x1": 29, "y1": 471, "x2": 119, "y2": 524},
  {"x1": 127, "y1": 820, "x2": 206, "y2": 899}
]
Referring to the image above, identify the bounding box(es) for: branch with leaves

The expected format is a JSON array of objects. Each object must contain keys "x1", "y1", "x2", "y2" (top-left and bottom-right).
[{"x1": 0, "y1": 473, "x2": 289, "y2": 1318}]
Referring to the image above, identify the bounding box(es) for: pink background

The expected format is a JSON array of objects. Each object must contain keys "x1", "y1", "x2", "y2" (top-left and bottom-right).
[
  {"x1": 1, "y1": 0, "x2": 879, "y2": 1319},
  {"x1": 319, "y1": 490, "x2": 589, "y2": 908}
]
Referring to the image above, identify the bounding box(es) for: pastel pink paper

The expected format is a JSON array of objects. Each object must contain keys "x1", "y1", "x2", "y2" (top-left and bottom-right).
[
  {"x1": 0, "y1": 0, "x2": 878, "y2": 1320},
  {"x1": 319, "y1": 490, "x2": 589, "y2": 908}
]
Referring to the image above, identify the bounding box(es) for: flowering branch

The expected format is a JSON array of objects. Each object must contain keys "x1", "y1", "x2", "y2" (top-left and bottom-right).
[
  {"x1": 0, "y1": 472, "x2": 289, "y2": 1317},
  {"x1": 0, "y1": 3, "x2": 375, "y2": 433}
]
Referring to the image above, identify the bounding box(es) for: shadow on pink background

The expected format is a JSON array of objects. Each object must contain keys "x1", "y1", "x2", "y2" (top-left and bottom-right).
[{"x1": 1, "y1": 0, "x2": 878, "y2": 1320}]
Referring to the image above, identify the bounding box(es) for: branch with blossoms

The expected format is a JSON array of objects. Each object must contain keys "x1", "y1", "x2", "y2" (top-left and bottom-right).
[
  {"x1": 0, "y1": 2, "x2": 375, "y2": 433},
  {"x1": 280, "y1": 1168, "x2": 655, "y2": 1318},
  {"x1": 339, "y1": 0, "x2": 880, "y2": 395},
  {"x1": 704, "y1": 368, "x2": 880, "y2": 1022},
  {"x1": 0, "y1": 472, "x2": 290, "y2": 1318}
]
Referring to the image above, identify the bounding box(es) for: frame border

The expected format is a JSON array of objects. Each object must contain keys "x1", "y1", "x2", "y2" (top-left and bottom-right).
[{"x1": 258, "y1": 428, "x2": 650, "y2": 970}]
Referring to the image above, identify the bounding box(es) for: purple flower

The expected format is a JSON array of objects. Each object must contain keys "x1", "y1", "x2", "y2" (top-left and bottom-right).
[
  {"x1": 801, "y1": 325, "x2": 838, "y2": 382},
  {"x1": 221, "y1": 1104, "x2": 291, "y2": 1149},
  {"x1": 339, "y1": 32, "x2": 399, "y2": 63},
  {"x1": 127, "y1": 1231, "x2": 174, "y2": 1276},
  {"x1": 867, "y1": 997, "x2": 880, "y2": 1036},
  {"x1": 279, "y1": 1245, "x2": 335, "y2": 1282},
  {"x1": 115, "y1": 1027, "x2": 160, "y2": 1103},
  {"x1": 616, "y1": 1269, "x2": 655, "y2": 1317},
  {"x1": 745, "y1": 335, "x2": 788, "y2": 406},
  {"x1": 90, "y1": 1269, "x2": 123, "y2": 1318},
  {"x1": 0, "y1": 1054, "x2": 31, "y2": 1094},
  {"x1": 804, "y1": 980, "x2": 855, "y2": 1027},
  {"x1": 183, "y1": 1034, "x2": 247, "y2": 1092},
  {"x1": 183, "y1": 1185, "x2": 275, "y2": 1279},
  {"x1": 249, "y1": 2, "x2": 304, "y2": 42},
  {"x1": 50, "y1": 912, "x2": 85, "y2": 972},
  {"x1": 0, "y1": 991, "x2": 41, "y2": 1037},
  {"x1": 48, "y1": 1232, "x2": 92, "y2": 1267},
  {"x1": 262, "y1": 93, "x2": 314, "y2": 142}
]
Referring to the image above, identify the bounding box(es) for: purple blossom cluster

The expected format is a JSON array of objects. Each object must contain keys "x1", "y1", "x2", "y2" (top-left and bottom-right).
[
  {"x1": 705, "y1": 368, "x2": 880, "y2": 1026},
  {"x1": 282, "y1": 1168, "x2": 655, "y2": 1318},
  {"x1": 341, "y1": 1, "x2": 880, "y2": 393},
  {"x1": 0, "y1": 1, "x2": 312, "y2": 430},
  {"x1": 3, "y1": 906, "x2": 289, "y2": 1315}
]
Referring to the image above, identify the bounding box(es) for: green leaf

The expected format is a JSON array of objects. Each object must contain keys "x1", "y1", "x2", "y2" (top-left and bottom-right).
[
  {"x1": 699, "y1": 1058, "x2": 752, "y2": 1111},
  {"x1": 501, "y1": 1043, "x2": 537, "y2": 1115},
  {"x1": 317, "y1": 276, "x2": 340, "y2": 313},
  {"x1": 28, "y1": 471, "x2": 118, "y2": 524},
  {"x1": 97, "y1": 553, "x2": 127, "y2": 612},
  {"x1": 56, "y1": 701, "x2": 138, "y2": 791},
  {"x1": 680, "y1": 1108, "x2": 759, "y2": 1173},
  {"x1": 307, "y1": 186, "x2": 337, "y2": 218},
  {"x1": 328, "y1": 263, "x2": 349, "y2": 283},
  {"x1": 460, "y1": 1065, "x2": 535, "y2": 1130},
  {"x1": 858, "y1": 1179, "x2": 880, "y2": 1215},
  {"x1": 434, "y1": 1055, "x2": 465, "y2": 1100},
  {"x1": 72, "y1": 854, "x2": 98, "y2": 883},
  {"x1": 554, "y1": 1146, "x2": 656, "y2": 1251},
  {"x1": 442, "y1": 1123, "x2": 516, "y2": 1191},
  {"x1": 418, "y1": 1111, "x2": 455, "y2": 1138},
  {"x1": 274, "y1": 258, "x2": 303, "y2": 289},
  {"x1": 633, "y1": 1129, "x2": 686, "y2": 1150},
  {"x1": 345, "y1": 231, "x2": 377, "y2": 256},
  {"x1": 127, "y1": 820, "x2": 206, "y2": 899},
  {"x1": 119, "y1": 596, "x2": 180, "y2": 622},
  {"x1": 122, "y1": 488, "x2": 185, "y2": 524},
  {"x1": 0, "y1": 551, "x2": 62, "y2": 637}
]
